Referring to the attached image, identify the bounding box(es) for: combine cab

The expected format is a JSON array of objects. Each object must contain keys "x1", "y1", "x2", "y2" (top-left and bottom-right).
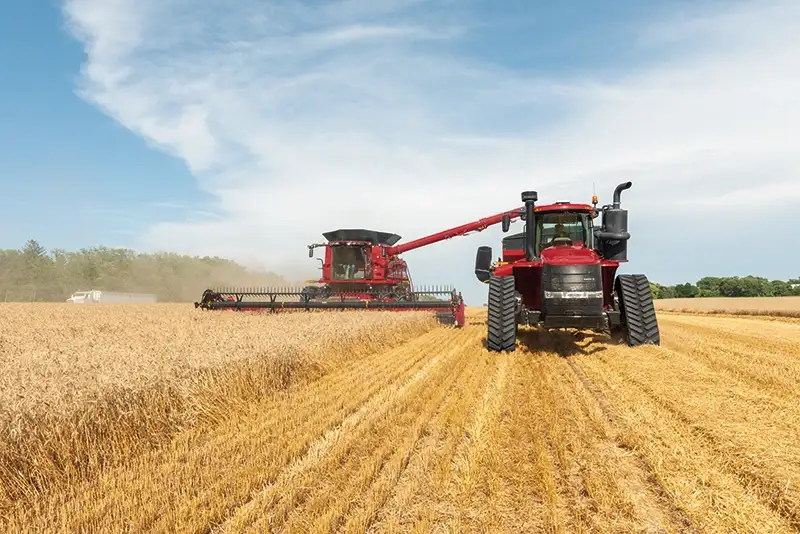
[
  {"x1": 474, "y1": 181, "x2": 660, "y2": 350},
  {"x1": 196, "y1": 211, "x2": 522, "y2": 327}
]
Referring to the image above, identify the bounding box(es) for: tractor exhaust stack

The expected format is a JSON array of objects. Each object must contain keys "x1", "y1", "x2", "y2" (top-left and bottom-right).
[
  {"x1": 522, "y1": 191, "x2": 538, "y2": 261},
  {"x1": 612, "y1": 181, "x2": 632, "y2": 209}
]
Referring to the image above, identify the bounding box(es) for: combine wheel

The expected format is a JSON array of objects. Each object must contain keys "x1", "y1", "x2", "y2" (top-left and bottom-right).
[
  {"x1": 436, "y1": 311, "x2": 456, "y2": 325},
  {"x1": 318, "y1": 285, "x2": 332, "y2": 300},
  {"x1": 300, "y1": 285, "x2": 318, "y2": 302},
  {"x1": 487, "y1": 275, "x2": 517, "y2": 352},
  {"x1": 615, "y1": 274, "x2": 660, "y2": 346}
]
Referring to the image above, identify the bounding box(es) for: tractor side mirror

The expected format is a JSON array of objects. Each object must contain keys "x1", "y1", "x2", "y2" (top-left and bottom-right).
[
  {"x1": 308, "y1": 246, "x2": 314, "y2": 258},
  {"x1": 475, "y1": 246, "x2": 493, "y2": 282},
  {"x1": 502, "y1": 214, "x2": 511, "y2": 232}
]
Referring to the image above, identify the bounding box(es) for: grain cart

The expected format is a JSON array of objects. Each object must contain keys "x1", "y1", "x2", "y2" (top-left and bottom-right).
[{"x1": 474, "y1": 181, "x2": 660, "y2": 351}]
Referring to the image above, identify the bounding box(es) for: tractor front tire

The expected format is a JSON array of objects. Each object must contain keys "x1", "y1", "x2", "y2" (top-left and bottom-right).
[
  {"x1": 487, "y1": 275, "x2": 517, "y2": 352},
  {"x1": 615, "y1": 274, "x2": 660, "y2": 346}
]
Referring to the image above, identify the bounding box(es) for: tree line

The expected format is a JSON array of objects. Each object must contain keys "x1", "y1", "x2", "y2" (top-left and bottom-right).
[
  {"x1": 0, "y1": 239, "x2": 288, "y2": 302},
  {"x1": 2, "y1": 239, "x2": 798, "y2": 302},
  {"x1": 650, "y1": 276, "x2": 800, "y2": 299}
]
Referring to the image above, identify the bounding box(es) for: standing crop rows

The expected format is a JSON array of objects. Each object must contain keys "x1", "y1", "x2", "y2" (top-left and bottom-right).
[
  {"x1": 1, "y1": 305, "x2": 799, "y2": 532},
  {"x1": 0, "y1": 304, "x2": 437, "y2": 510}
]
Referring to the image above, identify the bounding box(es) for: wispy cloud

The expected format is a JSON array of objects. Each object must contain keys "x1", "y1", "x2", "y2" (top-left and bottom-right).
[
  {"x1": 146, "y1": 201, "x2": 189, "y2": 210},
  {"x1": 62, "y1": 0, "x2": 800, "y2": 299},
  {"x1": 311, "y1": 23, "x2": 462, "y2": 46}
]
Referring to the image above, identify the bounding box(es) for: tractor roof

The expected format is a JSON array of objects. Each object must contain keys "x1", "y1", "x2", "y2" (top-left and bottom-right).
[
  {"x1": 322, "y1": 229, "x2": 402, "y2": 245},
  {"x1": 534, "y1": 202, "x2": 594, "y2": 213}
]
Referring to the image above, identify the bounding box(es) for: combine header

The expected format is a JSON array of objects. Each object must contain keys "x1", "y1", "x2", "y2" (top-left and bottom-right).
[
  {"x1": 474, "y1": 181, "x2": 660, "y2": 350},
  {"x1": 195, "y1": 211, "x2": 519, "y2": 326}
]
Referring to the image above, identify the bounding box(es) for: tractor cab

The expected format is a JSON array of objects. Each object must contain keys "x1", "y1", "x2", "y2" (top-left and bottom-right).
[
  {"x1": 535, "y1": 207, "x2": 594, "y2": 251},
  {"x1": 500, "y1": 203, "x2": 595, "y2": 262}
]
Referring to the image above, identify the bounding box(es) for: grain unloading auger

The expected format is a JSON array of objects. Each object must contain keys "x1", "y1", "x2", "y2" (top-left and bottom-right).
[{"x1": 195, "y1": 210, "x2": 521, "y2": 326}]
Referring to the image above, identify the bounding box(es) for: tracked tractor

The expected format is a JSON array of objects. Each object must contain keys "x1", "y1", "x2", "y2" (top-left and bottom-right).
[{"x1": 474, "y1": 181, "x2": 660, "y2": 351}]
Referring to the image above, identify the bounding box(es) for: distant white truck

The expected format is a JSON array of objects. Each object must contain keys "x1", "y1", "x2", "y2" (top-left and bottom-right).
[{"x1": 66, "y1": 290, "x2": 157, "y2": 304}]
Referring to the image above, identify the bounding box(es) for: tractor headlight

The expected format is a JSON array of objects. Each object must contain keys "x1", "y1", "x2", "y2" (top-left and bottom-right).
[{"x1": 544, "y1": 290, "x2": 604, "y2": 299}]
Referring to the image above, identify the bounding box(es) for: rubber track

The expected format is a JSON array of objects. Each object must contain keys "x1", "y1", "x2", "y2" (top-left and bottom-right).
[
  {"x1": 617, "y1": 274, "x2": 660, "y2": 346},
  {"x1": 487, "y1": 275, "x2": 517, "y2": 351}
]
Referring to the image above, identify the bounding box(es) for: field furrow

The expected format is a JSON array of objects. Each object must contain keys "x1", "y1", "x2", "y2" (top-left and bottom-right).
[
  {"x1": 575, "y1": 316, "x2": 800, "y2": 533},
  {"x1": 3, "y1": 303, "x2": 800, "y2": 533},
  {"x1": 220, "y1": 328, "x2": 484, "y2": 533}
]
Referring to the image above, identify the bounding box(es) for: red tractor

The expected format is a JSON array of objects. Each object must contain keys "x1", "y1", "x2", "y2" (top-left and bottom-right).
[
  {"x1": 474, "y1": 181, "x2": 660, "y2": 351},
  {"x1": 195, "y1": 211, "x2": 519, "y2": 327}
]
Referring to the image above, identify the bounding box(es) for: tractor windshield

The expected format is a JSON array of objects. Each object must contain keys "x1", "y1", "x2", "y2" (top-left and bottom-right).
[
  {"x1": 535, "y1": 212, "x2": 592, "y2": 254},
  {"x1": 331, "y1": 245, "x2": 368, "y2": 280}
]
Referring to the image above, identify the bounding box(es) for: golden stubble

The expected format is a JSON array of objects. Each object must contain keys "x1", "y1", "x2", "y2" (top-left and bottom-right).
[
  {"x1": 3, "y1": 306, "x2": 799, "y2": 533},
  {"x1": 655, "y1": 296, "x2": 800, "y2": 319}
]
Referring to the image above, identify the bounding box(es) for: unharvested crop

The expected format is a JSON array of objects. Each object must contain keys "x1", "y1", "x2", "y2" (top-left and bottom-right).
[{"x1": 0, "y1": 303, "x2": 436, "y2": 512}]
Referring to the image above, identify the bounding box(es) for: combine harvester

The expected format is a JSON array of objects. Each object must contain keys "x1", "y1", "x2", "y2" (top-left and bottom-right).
[
  {"x1": 195, "y1": 213, "x2": 519, "y2": 326},
  {"x1": 474, "y1": 181, "x2": 660, "y2": 350}
]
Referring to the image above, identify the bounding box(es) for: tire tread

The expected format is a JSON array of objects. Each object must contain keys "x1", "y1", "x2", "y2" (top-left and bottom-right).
[
  {"x1": 487, "y1": 275, "x2": 517, "y2": 351},
  {"x1": 616, "y1": 274, "x2": 660, "y2": 346}
]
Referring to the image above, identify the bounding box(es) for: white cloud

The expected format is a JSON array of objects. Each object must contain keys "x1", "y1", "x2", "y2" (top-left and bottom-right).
[
  {"x1": 311, "y1": 23, "x2": 462, "y2": 46},
  {"x1": 63, "y1": 0, "x2": 800, "y2": 303}
]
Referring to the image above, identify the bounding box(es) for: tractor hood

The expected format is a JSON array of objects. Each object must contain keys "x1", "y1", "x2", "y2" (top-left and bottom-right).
[{"x1": 539, "y1": 245, "x2": 600, "y2": 266}]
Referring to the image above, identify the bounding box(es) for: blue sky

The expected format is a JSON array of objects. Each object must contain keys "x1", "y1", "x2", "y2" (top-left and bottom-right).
[
  {"x1": 0, "y1": 2, "x2": 211, "y2": 248},
  {"x1": 1, "y1": 0, "x2": 798, "y2": 304}
]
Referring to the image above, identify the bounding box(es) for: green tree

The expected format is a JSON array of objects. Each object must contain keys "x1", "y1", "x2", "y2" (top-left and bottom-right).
[
  {"x1": 18, "y1": 239, "x2": 58, "y2": 301},
  {"x1": 0, "y1": 240, "x2": 290, "y2": 302},
  {"x1": 674, "y1": 282, "x2": 699, "y2": 298},
  {"x1": 649, "y1": 283, "x2": 662, "y2": 300},
  {"x1": 770, "y1": 280, "x2": 792, "y2": 296},
  {"x1": 738, "y1": 276, "x2": 772, "y2": 297},
  {"x1": 648, "y1": 276, "x2": 799, "y2": 299},
  {"x1": 659, "y1": 286, "x2": 678, "y2": 299},
  {"x1": 789, "y1": 278, "x2": 800, "y2": 295},
  {"x1": 696, "y1": 277, "x2": 722, "y2": 297}
]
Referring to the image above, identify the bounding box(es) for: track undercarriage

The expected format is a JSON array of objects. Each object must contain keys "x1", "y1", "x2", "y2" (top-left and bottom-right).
[{"x1": 485, "y1": 273, "x2": 660, "y2": 351}]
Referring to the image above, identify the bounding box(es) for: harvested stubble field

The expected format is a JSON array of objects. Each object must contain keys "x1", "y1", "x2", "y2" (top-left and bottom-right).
[
  {"x1": 2, "y1": 304, "x2": 799, "y2": 533},
  {"x1": 655, "y1": 296, "x2": 800, "y2": 319}
]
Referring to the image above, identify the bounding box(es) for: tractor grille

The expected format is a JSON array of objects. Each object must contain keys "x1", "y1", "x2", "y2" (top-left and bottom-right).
[
  {"x1": 542, "y1": 263, "x2": 602, "y2": 292},
  {"x1": 542, "y1": 263, "x2": 603, "y2": 318}
]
